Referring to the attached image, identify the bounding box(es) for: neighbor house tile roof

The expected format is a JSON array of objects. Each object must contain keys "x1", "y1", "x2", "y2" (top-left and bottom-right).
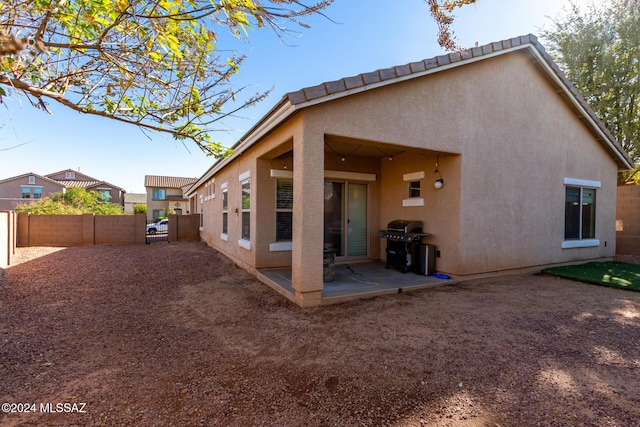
[
  {"x1": 46, "y1": 169, "x2": 100, "y2": 182},
  {"x1": 0, "y1": 172, "x2": 63, "y2": 187},
  {"x1": 144, "y1": 175, "x2": 198, "y2": 189},
  {"x1": 0, "y1": 171, "x2": 125, "y2": 193},
  {"x1": 55, "y1": 180, "x2": 102, "y2": 188},
  {"x1": 45, "y1": 169, "x2": 126, "y2": 192}
]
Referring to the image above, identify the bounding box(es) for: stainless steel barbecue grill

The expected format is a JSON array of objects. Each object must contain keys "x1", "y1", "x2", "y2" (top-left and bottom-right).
[
  {"x1": 384, "y1": 220, "x2": 424, "y2": 242},
  {"x1": 384, "y1": 220, "x2": 427, "y2": 272}
]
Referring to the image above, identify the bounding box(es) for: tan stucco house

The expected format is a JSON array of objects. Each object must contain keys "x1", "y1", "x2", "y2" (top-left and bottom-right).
[
  {"x1": 186, "y1": 34, "x2": 633, "y2": 307},
  {"x1": 144, "y1": 175, "x2": 198, "y2": 221}
]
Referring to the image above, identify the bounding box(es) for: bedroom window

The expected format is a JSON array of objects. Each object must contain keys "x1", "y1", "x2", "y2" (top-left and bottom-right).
[
  {"x1": 276, "y1": 178, "x2": 293, "y2": 241},
  {"x1": 565, "y1": 186, "x2": 596, "y2": 240}
]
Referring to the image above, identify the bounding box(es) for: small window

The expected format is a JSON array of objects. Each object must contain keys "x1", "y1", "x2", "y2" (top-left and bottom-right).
[
  {"x1": 222, "y1": 188, "x2": 228, "y2": 235},
  {"x1": 21, "y1": 187, "x2": 30, "y2": 198},
  {"x1": 28, "y1": 175, "x2": 35, "y2": 184},
  {"x1": 66, "y1": 171, "x2": 75, "y2": 179},
  {"x1": 241, "y1": 180, "x2": 250, "y2": 240},
  {"x1": 153, "y1": 209, "x2": 165, "y2": 220},
  {"x1": 153, "y1": 189, "x2": 166, "y2": 200},
  {"x1": 409, "y1": 181, "x2": 421, "y2": 198}
]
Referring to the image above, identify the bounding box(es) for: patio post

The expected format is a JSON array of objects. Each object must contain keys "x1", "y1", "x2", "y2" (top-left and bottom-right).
[{"x1": 292, "y1": 127, "x2": 324, "y2": 307}]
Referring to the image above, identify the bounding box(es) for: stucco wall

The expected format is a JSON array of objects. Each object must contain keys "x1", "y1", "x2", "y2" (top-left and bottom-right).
[
  {"x1": 192, "y1": 49, "x2": 623, "y2": 278},
  {"x1": 288, "y1": 50, "x2": 619, "y2": 275},
  {"x1": 454, "y1": 53, "x2": 618, "y2": 274},
  {"x1": 195, "y1": 116, "x2": 296, "y2": 272}
]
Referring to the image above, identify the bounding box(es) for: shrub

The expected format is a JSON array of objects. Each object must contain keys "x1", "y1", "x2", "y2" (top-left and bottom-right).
[
  {"x1": 133, "y1": 204, "x2": 147, "y2": 215},
  {"x1": 16, "y1": 188, "x2": 124, "y2": 215}
]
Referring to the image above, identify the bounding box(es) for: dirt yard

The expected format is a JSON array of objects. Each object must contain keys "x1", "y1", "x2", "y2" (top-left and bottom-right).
[{"x1": 1, "y1": 242, "x2": 639, "y2": 427}]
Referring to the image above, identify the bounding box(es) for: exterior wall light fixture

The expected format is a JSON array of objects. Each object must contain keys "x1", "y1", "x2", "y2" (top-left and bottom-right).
[{"x1": 434, "y1": 156, "x2": 444, "y2": 189}]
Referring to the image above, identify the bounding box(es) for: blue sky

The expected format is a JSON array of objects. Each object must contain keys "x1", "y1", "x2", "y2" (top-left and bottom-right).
[{"x1": 0, "y1": 0, "x2": 603, "y2": 193}]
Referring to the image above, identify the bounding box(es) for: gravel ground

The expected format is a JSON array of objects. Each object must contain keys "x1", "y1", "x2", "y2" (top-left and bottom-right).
[{"x1": 1, "y1": 242, "x2": 639, "y2": 427}]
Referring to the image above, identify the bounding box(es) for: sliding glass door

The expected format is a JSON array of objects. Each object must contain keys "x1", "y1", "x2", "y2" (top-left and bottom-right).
[{"x1": 324, "y1": 181, "x2": 368, "y2": 258}]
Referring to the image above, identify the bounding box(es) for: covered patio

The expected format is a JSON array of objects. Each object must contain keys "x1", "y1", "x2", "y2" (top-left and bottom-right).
[{"x1": 258, "y1": 262, "x2": 456, "y2": 305}]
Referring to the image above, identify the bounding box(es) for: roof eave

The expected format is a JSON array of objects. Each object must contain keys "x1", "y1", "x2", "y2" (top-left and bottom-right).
[
  {"x1": 525, "y1": 46, "x2": 634, "y2": 170},
  {"x1": 186, "y1": 97, "x2": 297, "y2": 196},
  {"x1": 185, "y1": 34, "x2": 633, "y2": 193}
]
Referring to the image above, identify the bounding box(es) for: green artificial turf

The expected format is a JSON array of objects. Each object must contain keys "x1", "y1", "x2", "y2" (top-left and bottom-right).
[{"x1": 542, "y1": 261, "x2": 640, "y2": 291}]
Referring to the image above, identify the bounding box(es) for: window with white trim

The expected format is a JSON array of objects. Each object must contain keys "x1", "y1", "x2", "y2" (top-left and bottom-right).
[
  {"x1": 276, "y1": 178, "x2": 293, "y2": 241},
  {"x1": 21, "y1": 187, "x2": 30, "y2": 198},
  {"x1": 199, "y1": 202, "x2": 204, "y2": 228},
  {"x1": 565, "y1": 186, "x2": 596, "y2": 240},
  {"x1": 241, "y1": 179, "x2": 250, "y2": 240},
  {"x1": 222, "y1": 188, "x2": 228, "y2": 235},
  {"x1": 408, "y1": 180, "x2": 421, "y2": 198},
  {"x1": 33, "y1": 187, "x2": 43, "y2": 199},
  {"x1": 153, "y1": 189, "x2": 166, "y2": 200},
  {"x1": 28, "y1": 175, "x2": 35, "y2": 184}
]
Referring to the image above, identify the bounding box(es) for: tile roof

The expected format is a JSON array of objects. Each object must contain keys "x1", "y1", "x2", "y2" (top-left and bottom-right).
[
  {"x1": 44, "y1": 169, "x2": 126, "y2": 192},
  {"x1": 187, "y1": 33, "x2": 633, "y2": 194},
  {"x1": 56, "y1": 180, "x2": 102, "y2": 188},
  {"x1": 282, "y1": 34, "x2": 630, "y2": 169},
  {"x1": 286, "y1": 35, "x2": 536, "y2": 105},
  {"x1": 144, "y1": 175, "x2": 198, "y2": 189},
  {"x1": 45, "y1": 169, "x2": 101, "y2": 182},
  {"x1": 0, "y1": 172, "x2": 63, "y2": 186}
]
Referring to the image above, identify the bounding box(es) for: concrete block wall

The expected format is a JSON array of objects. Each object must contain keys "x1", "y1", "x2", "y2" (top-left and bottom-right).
[
  {"x1": 95, "y1": 214, "x2": 146, "y2": 245},
  {"x1": 28, "y1": 214, "x2": 84, "y2": 246},
  {"x1": 616, "y1": 186, "x2": 640, "y2": 255},
  {"x1": 168, "y1": 214, "x2": 200, "y2": 242},
  {"x1": 17, "y1": 214, "x2": 148, "y2": 247},
  {"x1": 0, "y1": 211, "x2": 16, "y2": 268}
]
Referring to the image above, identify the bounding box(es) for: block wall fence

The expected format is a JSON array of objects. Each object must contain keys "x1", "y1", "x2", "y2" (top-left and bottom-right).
[
  {"x1": 616, "y1": 185, "x2": 640, "y2": 255},
  {"x1": 0, "y1": 211, "x2": 17, "y2": 268},
  {"x1": 16, "y1": 213, "x2": 200, "y2": 247}
]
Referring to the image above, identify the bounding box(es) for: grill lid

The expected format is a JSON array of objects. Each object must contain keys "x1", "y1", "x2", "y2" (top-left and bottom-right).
[{"x1": 386, "y1": 220, "x2": 422, "y2": 233}]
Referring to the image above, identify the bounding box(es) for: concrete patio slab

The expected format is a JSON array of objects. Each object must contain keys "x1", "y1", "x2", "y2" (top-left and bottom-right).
[{"x1": 258, "y1": 262, "x2": 456, "y2": 305}]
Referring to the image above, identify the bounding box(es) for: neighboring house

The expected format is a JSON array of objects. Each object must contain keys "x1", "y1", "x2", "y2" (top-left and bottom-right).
[
  {"x1": 45, "y1": 169, "x2": 126, "y2": 205},
  {"x1": 144, "y1": 175, "x2": 197, "y2": 221},
  {"x1": 185, "y1": 34, "x2": 633, "y2": 307},
  {"x1": 124, "y1": 193, "x2": 147, "y2": 214},
  {"x1": 0, "y1": 169, "x2": 126, "y2": 210},
  {"x1": 0, "y1": 173, "x2": 65, "y2": 211}
]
